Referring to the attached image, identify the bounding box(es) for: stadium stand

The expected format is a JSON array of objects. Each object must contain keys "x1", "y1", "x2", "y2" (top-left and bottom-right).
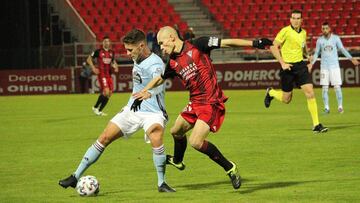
[
  {"x1": 58, "y1": 0, "x2": 359, "y2": 64},
  {"x1": 202, "y1": 0, "x2": 359, "y2": 47},
  {"x1": 70, "y1": 0, "x2": 188, "y2": 54}
]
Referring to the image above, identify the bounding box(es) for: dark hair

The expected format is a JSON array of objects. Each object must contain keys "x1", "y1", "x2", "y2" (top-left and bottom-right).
[
  {"x1": 103, "y1": 36, "x2": 109, "y2": 40},
  {"x1": 291, "y1": 10, "x2": 302, "y2": 18},
  {"x1": 122, "y1": 29, "x2": 146, "y2": 44},
  {"x1": 322, "y1": 22, "x2": 329, "y2": 26}
]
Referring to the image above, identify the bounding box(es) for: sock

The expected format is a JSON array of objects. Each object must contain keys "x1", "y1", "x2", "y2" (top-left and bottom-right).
[
  {"x1": 173, "y1": 135, "x2": 187, "y2": 163},
  {"x1": 269, "y1": 89, "x2": 283, "y2": 102},
  {"x1": 334, "y1": 85, "x2": 343, "y2": 109},
  {"x1": 307, "y1": 98, "x2": 320, "y2": 127},
  {"x1": 74, "y1": 140, "x2": 105, "y2": 179},
  {"x1": 322, "y1": 86, "x2": 329, "y2": 110},
  {"x1": 152, "y1": 145, "x2": 166, "y2": 187},
  {"x1": 99, "y1": 95, "x2": 109, "y2": 111},
  {"x1": 196, "y1": 140, "x2": 233, "y2": 171},
  {"x1": 94, "y1": 95, "x2": 104, "y2": 109}
]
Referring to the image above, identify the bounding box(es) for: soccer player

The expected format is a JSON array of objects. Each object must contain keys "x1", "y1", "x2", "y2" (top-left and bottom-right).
[
  {"x1": 308, "y1": 22, "x2": 359, "y2": 114},
  {"x1": 132, "y1": 26, "x2": 272, "y2": 190},
  {"x1": 59, "y1": 29, "x2": 175, "y2": 192},
  {"x1": 265, "y1": 10, "x2": 328, "y2": 133},
  {"x1": 87, "y1": 36, "x2": 118, "y2": 116}
]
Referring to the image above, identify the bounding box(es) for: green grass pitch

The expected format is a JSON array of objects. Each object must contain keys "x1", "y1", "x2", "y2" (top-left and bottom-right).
[{"x1": 1, "y1": 88, "x2": 360, "y2": 202}]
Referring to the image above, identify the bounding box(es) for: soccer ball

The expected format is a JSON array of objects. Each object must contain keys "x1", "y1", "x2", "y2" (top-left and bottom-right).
[{"x1": 76, "y1": 175, "x2": 100, "y2": 196}]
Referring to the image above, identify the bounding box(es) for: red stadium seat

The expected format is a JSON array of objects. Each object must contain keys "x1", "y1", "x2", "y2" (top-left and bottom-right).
[
  {"x1": 312, "y1": 3, "x2": 323, "y2": 12},
  {"x1": 229, "y1": 29, "x2": 239, "y2": 38},
  {"x1": 238, "y1": 29, "x2": 249, "y2": 38}
]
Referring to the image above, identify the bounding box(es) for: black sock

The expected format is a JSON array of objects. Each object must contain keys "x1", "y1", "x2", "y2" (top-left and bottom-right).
[
  {"x1": 173, "y1": 135, "x2": 187, "y2": 163},
  {"x1": 196, "y1": 140, "x2": 233, "y2": 171},
  {"x1": 94, "y1": 95, "x2": 103, "y2": 109},
  {"x1": 98, "y1": 95, "x2": 109, "y2": 111}
]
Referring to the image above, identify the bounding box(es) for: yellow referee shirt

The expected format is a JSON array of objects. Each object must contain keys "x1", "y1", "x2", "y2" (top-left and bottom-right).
[{"x1": 275, "y1": 25, "x2": 307, "y2": 63}]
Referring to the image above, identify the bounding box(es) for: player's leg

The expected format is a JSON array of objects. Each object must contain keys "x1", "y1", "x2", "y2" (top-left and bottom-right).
[
  {"x1": 330, "y1": 68, "x2": 343, "y2": 113},
  {"x1": 301, "y1": 83, "x2": 328, "y2": 133},
  {"x1": 322, "y1": 85, "x2": 330, "y2": 113},
  {"x1": 296, "y1": 62, "x2": 327, "y2": 133},
  {"x1": 167, "y1": 114, "x2": 194, "y2": 170},
  {"x1": 98, "y1": 87, "x2": 110, "y2": 114},
  {"x1": 93, "y1": 76, "x2": 104, "y2": 110},
  {"x1": 189, "y1": 119, "x2": 241, "y2": 189},
  {"x1": 265, "y1": 70, "x2": 294, "y2": 107},
  {"x1": 93, "y1": 76, "x2": 110, "y2": 115},
  {"x1": 334, "y1": 85, "x2": 343, "y2": 113},
  {"x1": 301, "y1": 83, "x2": 318, "y2": 125},
  {"x1": 59, "y1": 122, "x2": 123, "y2": 188},
  {"x1": 146, "y1": 123, "x2": 175, "y2": 192},
  {"x1": 98, "y1": 77, "x2": 113, "y2": 113},
  {"x1": 320, "y1": 68, "x2": 330, "y2": 113}
]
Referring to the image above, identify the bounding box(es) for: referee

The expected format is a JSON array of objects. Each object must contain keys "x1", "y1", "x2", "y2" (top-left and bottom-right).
[{"x1": 265, "y1": 10, "x2": 328, "y2": 133}]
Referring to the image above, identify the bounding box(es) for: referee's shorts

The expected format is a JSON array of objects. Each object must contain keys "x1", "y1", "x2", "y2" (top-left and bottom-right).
[{"x1": 280, "y1": 61, "x2": 312, "y2": 92}]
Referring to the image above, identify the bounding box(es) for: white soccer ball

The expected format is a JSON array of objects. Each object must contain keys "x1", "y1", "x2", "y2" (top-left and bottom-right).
[{"x1": 76, "y1": 175, "x2": 100, "y2": 196}]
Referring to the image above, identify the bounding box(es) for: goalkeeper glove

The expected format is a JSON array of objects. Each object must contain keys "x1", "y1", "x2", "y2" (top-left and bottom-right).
[
  {"x1": 252, "y1": 38, "x2": 273, "y2": 49},
  {"x1": 130, "y1": 99, "x2": 143, "y2": 112}
]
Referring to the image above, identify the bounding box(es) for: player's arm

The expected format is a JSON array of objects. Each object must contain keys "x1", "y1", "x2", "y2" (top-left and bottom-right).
[
  {"x1": 270, "y1": 40, "x2": 292, "y2": 70},
  {"x1": 336, "y1": 37, "x2": 359, "y2": 66},
  {"x1": 221, "y1": 38, "x2": 273, "y2": 49},
  {"x1": 133, "y1": 62, "x2": 175, "y2": 100},
  {"x1": 303, "y1": 43, "x2": 311, "y2": 61},
  {"x1": 87, "y1": 50, "x2": 100, "y2": 74},
  {"x1": 132, "y1": 76, "x2": 164, "y2": 101},
  {"x1": 308, "y1": 39, "x2": 321, "y2": 72},
  {"x1": 303, "y1": 43, "x2": 314, "y2": 72},
  {"x1": 111, "y1": 52, "x2": 119, "y2": 72},
  {"x1": 310, "y1": 39, "x2": 321, "y2": 65}
]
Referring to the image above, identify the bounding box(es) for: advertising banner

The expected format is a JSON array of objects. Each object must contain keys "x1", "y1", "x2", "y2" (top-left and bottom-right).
[
  {"x1": 78, "y1": 60, "x2": 359, "y2": 93},
  {"x1": 0, "y1": 69, "x2": 72, "y2": 95},
  {"x1": 1, "y1": 60, "x2": 358, "y2": 95}
]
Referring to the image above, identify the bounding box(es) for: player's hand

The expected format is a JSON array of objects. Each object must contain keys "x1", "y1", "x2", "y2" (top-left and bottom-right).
[
  {"x1": 281, "y1": 62, "x2": 292, "y2": 71},
  {"x1": 92, "y1": 67, "x2": 99, "y2": 75},
  {"x1": 351, "y1": 58, "x2": 359, "y2": 66},
  {"x1": 307, "y1": 63, "x2": 313, "y2": 72},
  {"x1": 252, "y1": 38, "x2": 273, "y2": 49},
  {"x1": 113, "y1": 66, "x2": 119, "y2": 73},
  {"x1": 133, "y1": 90, "x2": 151, "y2": 100},
  {"x1": 130, "y1": 99, "x2": 143, "y2": 112},
  {"x1": 308, "y1": 55, "x2": 313, "y2": 63},
  {"x1": 112, "y1": 63, "x2": 119, "y2": 72}
]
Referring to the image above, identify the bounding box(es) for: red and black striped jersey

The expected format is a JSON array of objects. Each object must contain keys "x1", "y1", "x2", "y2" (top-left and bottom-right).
[
  {"x1": 91, "y1": 48, "x2": 115, "y2": 77},
  {"x1": 163, "y1": 37, "x2": 228, "y2": 104}
]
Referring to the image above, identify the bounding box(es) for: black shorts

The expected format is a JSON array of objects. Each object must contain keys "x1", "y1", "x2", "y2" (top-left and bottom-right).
[{"x1": 280, "y1": 61, "x2": 312, "y2": 92}]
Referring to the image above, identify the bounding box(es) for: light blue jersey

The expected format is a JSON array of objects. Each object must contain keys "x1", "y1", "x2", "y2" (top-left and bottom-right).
[
  {"x1": 311, "y1": 34, "x2": 353, "y2": 69},
  {"x1": 126, "y1": 53, "x2": 167, "y2": 118}
]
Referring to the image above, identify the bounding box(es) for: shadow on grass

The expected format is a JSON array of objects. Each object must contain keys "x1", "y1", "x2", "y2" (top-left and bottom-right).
[
  {"x1": 238, "y1": 180, "x2": 303, "y2": 194},
  {"x1": 289, "y1": 123, "x2": 360, "y2": 132},
  {"x1": 97, "y1": 190, "x2": 128, "y2": 196},
  {"x1": 175, "y1": 179, "x2": 251, "y2": 190},
  {"x1": 238, "y1": 177, "x2": 360, "y2": 194},
  {"x1": 324, "y1": 124, "x2": 360, "y2": 131}
]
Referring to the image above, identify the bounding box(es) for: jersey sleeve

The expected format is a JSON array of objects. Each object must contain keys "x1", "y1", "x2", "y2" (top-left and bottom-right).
[
  {"x1": 111, "y1": 50, "x2": 115, "y2": 62},
  {"x1": 91, "y1": 49, "x2": 100, "y2": 58},
  {"x1": 336, "y1": 36, "x2": 352, "y2": 59},
  {"x1": 311, "y1": 38, "x2": 321, "y2": 65},
  {"x1": 191, "y1": 36, "x2": 222, "y2": 53},
  {"x1": 147, "y1": 62, "x2": 165, "y2": 95},
  {"x1": 149, "y1": 63, "x2": 164, "y2": 78},
  {"x1": 274, "y1": 27, "x2": 287, "y2": 44},
  {"x1": 161, "y1": 59, "x2": 178, "y2": 79}
]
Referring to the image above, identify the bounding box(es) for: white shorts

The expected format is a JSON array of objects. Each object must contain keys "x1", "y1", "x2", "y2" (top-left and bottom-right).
[
  {"x1": 320, "y1": 68, "x2": 342, "y2": 86},
  {"x1": 110, "y1": 106, "x2": 167, "y2": 138}
]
